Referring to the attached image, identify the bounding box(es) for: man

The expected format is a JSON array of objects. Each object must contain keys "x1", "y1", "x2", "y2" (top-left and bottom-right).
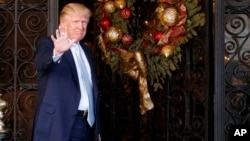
[{"x1": 32, "y1": 3, "x2": 101, "y2": 141}]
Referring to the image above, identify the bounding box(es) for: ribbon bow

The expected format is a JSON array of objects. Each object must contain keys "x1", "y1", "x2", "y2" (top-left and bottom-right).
[{"x1": 120, "y1": 50, "x2": 154, "y2": 114}]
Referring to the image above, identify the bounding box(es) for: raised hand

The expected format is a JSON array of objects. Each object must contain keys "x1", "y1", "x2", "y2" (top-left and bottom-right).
[{"x1": 51, "y1": 26, "x2": 76, "y2": 56}]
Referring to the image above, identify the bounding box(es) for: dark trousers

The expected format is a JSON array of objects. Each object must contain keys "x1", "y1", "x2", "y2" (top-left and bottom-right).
[{"x1": 69, "y1": 116, "x2": 91, "y2": 141}]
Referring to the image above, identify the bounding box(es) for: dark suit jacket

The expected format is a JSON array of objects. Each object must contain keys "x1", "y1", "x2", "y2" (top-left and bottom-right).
[{"x1": 32, "y1": 37, "x2": 100, "y2": 141}]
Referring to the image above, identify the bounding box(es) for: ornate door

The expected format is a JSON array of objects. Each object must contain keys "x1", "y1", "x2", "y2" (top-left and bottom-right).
[
  {"x1": 214, "y1": 0, "x2": 250, "y2": 141},
  {"x1": 0, "y1": 0, "x2": 57, "y2": 140}
]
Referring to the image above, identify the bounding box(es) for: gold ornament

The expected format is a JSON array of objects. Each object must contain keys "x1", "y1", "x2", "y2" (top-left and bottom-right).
[
  {"x1": 104, "y1": 1, "x2": 116, "y2": 13},
  {"x1": 162, "y1": 7, "x2": 179, "y2": 26},
  {"x1": 105, "y1": 26, "x2": 122, "y2": 43},
  {"x1": 160, "y1": 45, "x2": 174, "y2": 58},
  {"x1": 114, "y1": 0, "x2": 126, "y2": 9}
]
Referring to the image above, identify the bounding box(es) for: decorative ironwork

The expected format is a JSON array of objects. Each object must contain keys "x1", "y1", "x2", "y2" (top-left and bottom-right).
[
  {"x1": 169, "y1": 38, "x2": 207, "y2": 141},
  {"x1": 0, "y1": 0, "x2": 48, "y2": 140},
  {"x1": 224, "y1": 0, "x2": 250, "y2": 140}
]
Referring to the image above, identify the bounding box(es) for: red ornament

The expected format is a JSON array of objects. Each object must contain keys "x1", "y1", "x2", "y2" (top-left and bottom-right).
[
  {"x1": 99, "y1": 17, "x2": 111, "y2": 30},
  {"x1": 153, "y1": 31, "x2": 164, "y2": 42},
  {"x1": 122, "y1": 34, "x2": 133, "y2": 46},
  {"x1": 120, "y1": 7, "x2": 132, "y2": 19}
]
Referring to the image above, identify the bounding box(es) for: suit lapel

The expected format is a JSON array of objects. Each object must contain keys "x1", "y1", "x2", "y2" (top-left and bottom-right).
[{"x1": 64, "y1": 50, "x2": 80, "y2": 89}]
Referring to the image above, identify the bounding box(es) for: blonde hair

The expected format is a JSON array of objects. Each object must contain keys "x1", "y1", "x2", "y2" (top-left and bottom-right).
[{"x1": 59, "y1": 3, "x2": 92, "y2": 22}]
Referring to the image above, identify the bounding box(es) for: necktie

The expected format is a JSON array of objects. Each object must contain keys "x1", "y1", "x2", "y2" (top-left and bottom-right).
[{"x1": 74, "y1": 43, "x2": 95, "y2": 127}]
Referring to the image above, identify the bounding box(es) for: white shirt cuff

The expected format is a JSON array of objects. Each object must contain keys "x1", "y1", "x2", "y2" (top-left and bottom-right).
[{"x1": 52, "y1": 49, "x2": 63, "y2": 62}]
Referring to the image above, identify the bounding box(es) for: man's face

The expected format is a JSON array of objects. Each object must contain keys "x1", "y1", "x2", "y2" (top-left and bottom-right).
[{"x1": 61, "y1": 13, "x2": 89, "y2": 42}]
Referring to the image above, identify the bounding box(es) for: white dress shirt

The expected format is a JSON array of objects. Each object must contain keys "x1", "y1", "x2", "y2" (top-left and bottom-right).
[{"x1": 70, "y1": 42, "x2": 92, "y2": 111}]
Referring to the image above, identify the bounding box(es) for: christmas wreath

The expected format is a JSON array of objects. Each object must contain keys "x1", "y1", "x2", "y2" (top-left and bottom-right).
[{"x1": 95, "y1": 0, "x2": 205, "y2": 114}]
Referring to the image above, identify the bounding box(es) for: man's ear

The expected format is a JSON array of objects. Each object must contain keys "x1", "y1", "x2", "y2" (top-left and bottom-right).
[{"x1": 57, "y1": 25, "x2": 67, "y2": 36}]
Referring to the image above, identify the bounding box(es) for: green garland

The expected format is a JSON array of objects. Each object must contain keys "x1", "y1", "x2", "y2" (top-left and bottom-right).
[{"x1": 95, "y1": 0, "x2": 205, "y2": 91}]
